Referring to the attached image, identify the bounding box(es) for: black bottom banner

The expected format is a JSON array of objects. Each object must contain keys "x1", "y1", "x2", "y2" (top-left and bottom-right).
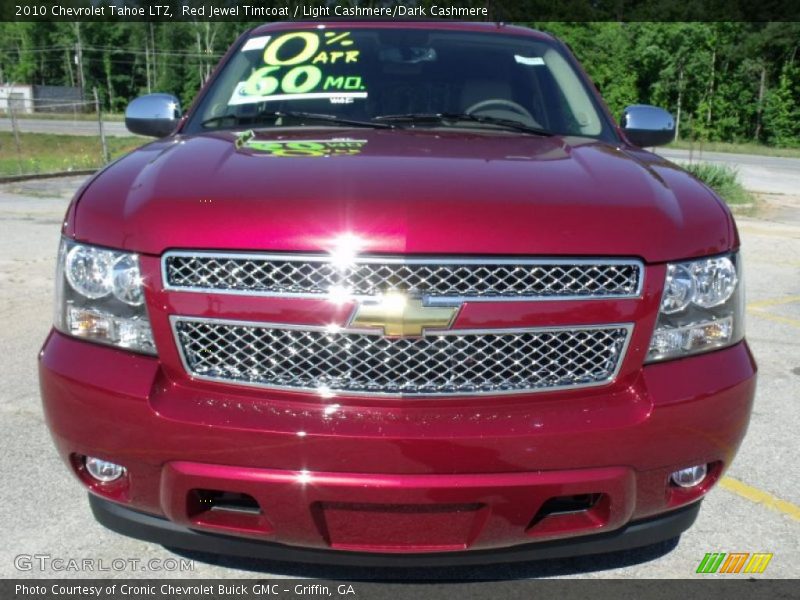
[{"x1": 4, "y1": 579, "x2": 798, "y2": 600}]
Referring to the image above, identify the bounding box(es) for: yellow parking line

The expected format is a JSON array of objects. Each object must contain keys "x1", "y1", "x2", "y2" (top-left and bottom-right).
[
  {"x1": 747, "y1": 309, "x2": 800, "y2": 328},
  {"x1": 746, "y1": 295, "x2": 800, "y2": 328},
  {"x1": 747, "y1": 295, "x2": 800, "y2": 310},
  {"x1": 720, "y1": 477, "x2": 800, "y2": 522}
]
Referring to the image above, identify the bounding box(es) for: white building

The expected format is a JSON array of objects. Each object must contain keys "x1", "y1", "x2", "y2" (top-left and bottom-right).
[
  {"x1": 1, "y1": 84, "x2": 85, "y2": 114},
  {"x1": 0, "y1": 84, "x2": 34, "y2": 114}
]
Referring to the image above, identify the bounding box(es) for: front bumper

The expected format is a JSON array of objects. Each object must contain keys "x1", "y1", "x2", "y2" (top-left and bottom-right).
[
  {"x1": 39, "y1": 331, "x2": 756, "y2": 557},
  {"x1": 90, "y1": 493, "x2": 701, "y2": 567}
]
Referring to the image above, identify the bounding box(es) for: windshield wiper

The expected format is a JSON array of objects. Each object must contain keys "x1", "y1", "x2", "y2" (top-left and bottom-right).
[
  {"x1": 201, "y1": 110, "x2": 393, "y2": 130},
  {"x1": 372, "y1": 112, "x2": 553, "y2": 136}
]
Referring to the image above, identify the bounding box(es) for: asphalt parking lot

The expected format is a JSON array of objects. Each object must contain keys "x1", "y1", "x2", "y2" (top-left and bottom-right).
[{"x1": 0, "y1": 174, "x2": 798, "y2": 580}]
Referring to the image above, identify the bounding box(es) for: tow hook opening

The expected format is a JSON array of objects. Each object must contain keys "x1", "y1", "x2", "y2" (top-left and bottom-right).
[
  {"x1": 529, "y1": 493, "x2": 603, "y2": 529},
  {"x1": 188, "y1": 489, "x2": 262, "y2": 516},
  {"x1": 185, "y1": 489, "x2": 272, "y2": 535}
]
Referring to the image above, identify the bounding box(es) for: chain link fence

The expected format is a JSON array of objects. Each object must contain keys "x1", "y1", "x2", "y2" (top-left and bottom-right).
[{"x1": 0, "y1": 88, "x2": 141, "y2": 178}]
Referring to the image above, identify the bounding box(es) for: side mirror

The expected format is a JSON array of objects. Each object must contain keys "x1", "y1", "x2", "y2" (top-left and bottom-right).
[
  {"x1": 125, "y1": 93, "x2": 182, "y2": 137},
  {"x1": 620, "y1": 105, "x2": 675, "y2": 148}
]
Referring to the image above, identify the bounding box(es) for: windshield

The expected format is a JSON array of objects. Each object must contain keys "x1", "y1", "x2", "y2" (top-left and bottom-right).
[{"x1": 185, "y1": 27, "x2": 614, "y2": 140}]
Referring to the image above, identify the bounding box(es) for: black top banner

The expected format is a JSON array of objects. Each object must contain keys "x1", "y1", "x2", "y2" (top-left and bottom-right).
[{"x1": 3, "y1": 0, "x2": 800, "y2": 22}]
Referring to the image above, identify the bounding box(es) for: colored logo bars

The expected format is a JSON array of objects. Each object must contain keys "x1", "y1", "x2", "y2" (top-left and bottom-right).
[{"x1": 697, "y1": 552, "x2": 773, "y2": 574}]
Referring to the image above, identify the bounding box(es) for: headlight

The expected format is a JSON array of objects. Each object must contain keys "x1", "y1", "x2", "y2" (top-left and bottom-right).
[
  {"x1": 647, "y1": 253, "x2": 744, "y2": 362},
  {"x1": 54, "y1": 239, "x2": 156, "y2": 355},
  {"x1": 64, "y1": 245, "x2": 116, "y2": 299},
  {"x1": 690, "y1": 256, "x2": 738, "y2": 308}
]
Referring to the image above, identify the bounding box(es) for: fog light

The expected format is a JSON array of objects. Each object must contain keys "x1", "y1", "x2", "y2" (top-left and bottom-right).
[
  {"x1": 671, "y1": 464, "x2": 708, "y2": 488},
  {"x1": 84, "y1": 457, "x2": 125, "y2": 482}
]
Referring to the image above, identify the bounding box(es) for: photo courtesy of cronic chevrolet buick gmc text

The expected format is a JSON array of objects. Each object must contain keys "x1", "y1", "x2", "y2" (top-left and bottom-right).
[{"x1": 38, "y1": 22, "x2": 756, "y2": 566}]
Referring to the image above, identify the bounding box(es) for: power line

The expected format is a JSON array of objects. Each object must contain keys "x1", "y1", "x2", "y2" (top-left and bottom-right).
[
  {"x1": 85, "y1": 45, "x2": 223, "y2": 57},
  {"x1": 0, "y1": 45, "x2": 224, "y2": 58},
  {"x1": 1, "y1": 55, "x2": 216, "y2": 68}
]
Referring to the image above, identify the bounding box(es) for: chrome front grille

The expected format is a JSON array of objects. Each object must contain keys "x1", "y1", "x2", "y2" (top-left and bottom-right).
[
  {"x1": 173, "y1": 318, "x2": 632, "y2": 397},
  {"x1": 163, "y1": 252, "x2": 642, "y2": 300}
]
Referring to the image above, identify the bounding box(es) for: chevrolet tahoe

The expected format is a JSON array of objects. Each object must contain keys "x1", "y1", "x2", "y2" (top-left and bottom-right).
[{"x1": 38, "y1": 21, "x2": 756, "y2": 566}]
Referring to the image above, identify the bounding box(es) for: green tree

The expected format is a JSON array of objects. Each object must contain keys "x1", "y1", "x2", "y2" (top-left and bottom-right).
[
  {"x1": 0, "y1": 20, "x2": 798, "y2": 148},
  {"x1": 763, "y1": 63, "x2": 800, "y2": 147},
  {"x1": 533, "y1": 22, "x2": 638, "y2": 119}
]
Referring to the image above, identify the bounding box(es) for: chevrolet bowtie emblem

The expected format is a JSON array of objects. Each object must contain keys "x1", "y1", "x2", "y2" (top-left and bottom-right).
[{"x1": 349, "y1": 294, "x2": 459, "y2": 337}]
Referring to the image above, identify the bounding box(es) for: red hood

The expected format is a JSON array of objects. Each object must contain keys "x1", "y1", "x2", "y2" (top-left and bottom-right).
[{"x1": 71, "y1": 129, "x2": 733, "y2": 263}]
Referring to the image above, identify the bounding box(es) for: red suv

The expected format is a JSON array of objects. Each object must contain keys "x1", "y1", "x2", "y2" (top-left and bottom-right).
[{"x1": 39, "y1": 22, "x2": 756, "y2": 566}]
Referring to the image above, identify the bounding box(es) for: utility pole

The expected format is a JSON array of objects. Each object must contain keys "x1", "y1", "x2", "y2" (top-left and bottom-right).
[
  {"x1": 144, "y1": 33, "x2": 151, "y2": 93},
  {"x1": 93, "y1": 87, "x2": 109, "y2": 164},
  {"x1": 64, "y1": 47, "x2": 75, "y2": 87},
  {"x1": 150, "y1": 23, "x2": 157, "y2": 90},
  {"x1": 74, "y1": 23, "x2": 85, "y2": 100},
  {"x1": 754, "y1": 64, "x2": 766, "y2": 141},
  {"x1": 8, "y1": 82, "x2": 23, "y2": 175}
]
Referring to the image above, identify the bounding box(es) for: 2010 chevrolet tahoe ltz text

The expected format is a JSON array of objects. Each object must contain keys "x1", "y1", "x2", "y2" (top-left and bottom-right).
[{"x1": 38, "y1": 22, "x2": 756, "y2": 566}]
